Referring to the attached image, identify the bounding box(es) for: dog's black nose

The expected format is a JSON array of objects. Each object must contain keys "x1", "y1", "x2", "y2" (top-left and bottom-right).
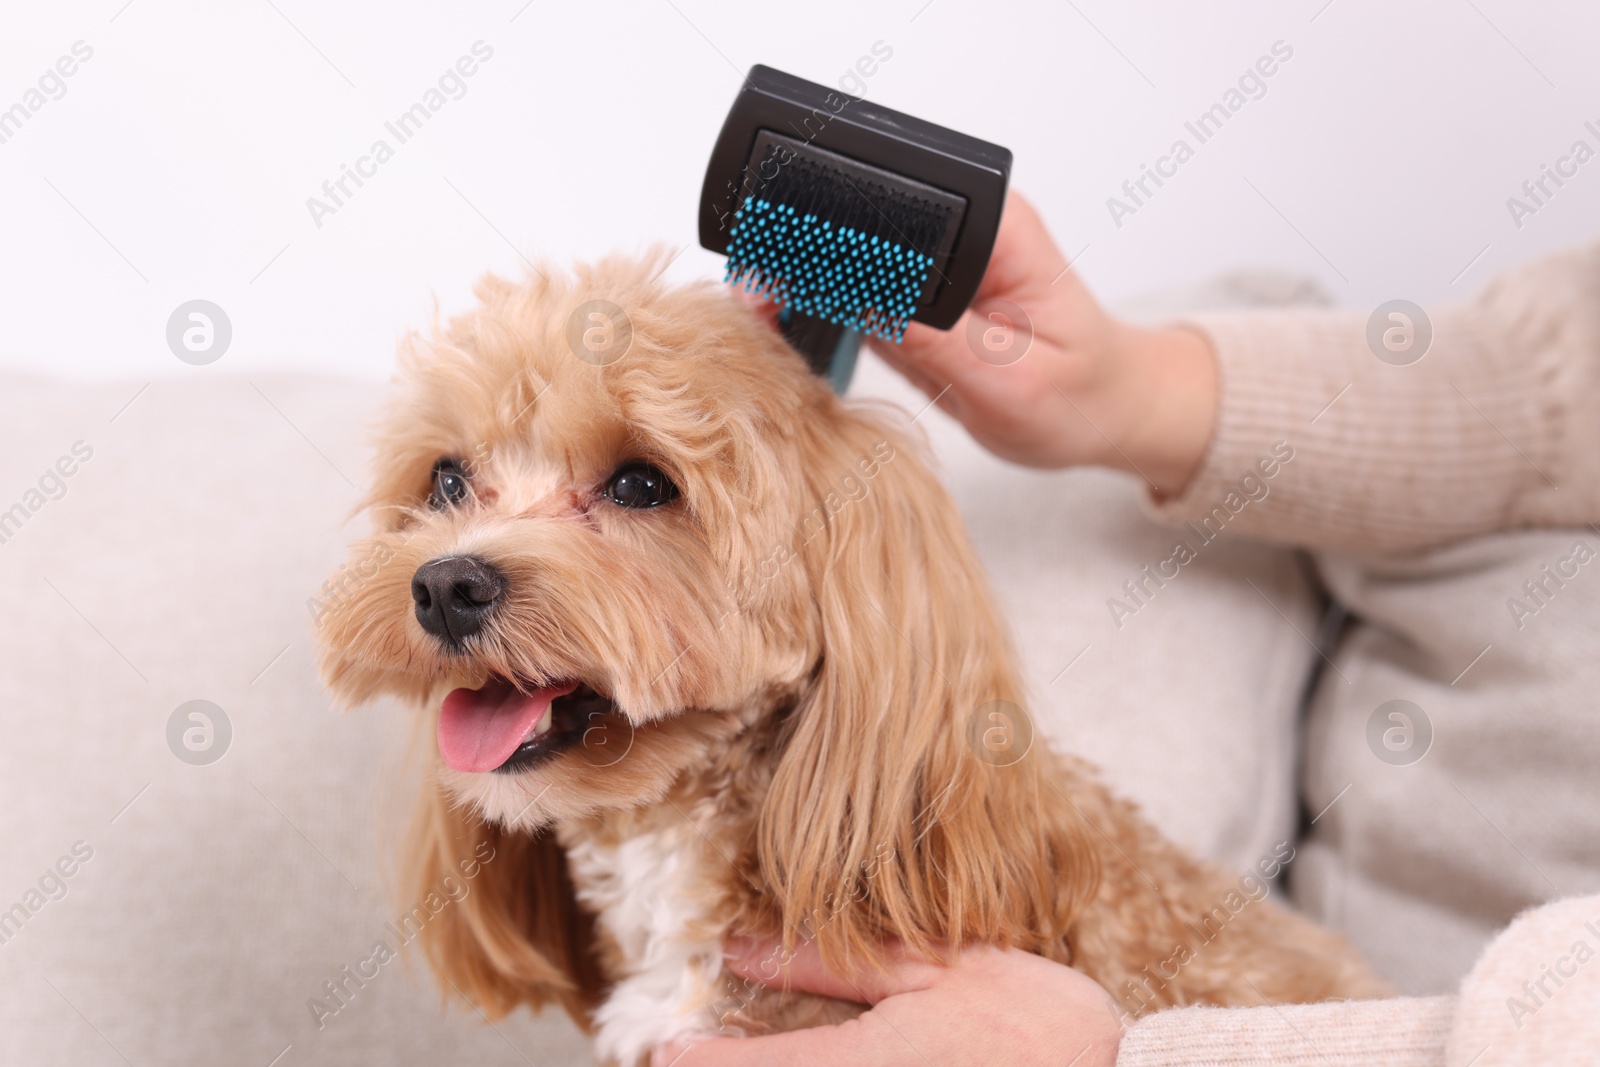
[{"x1": 412, "y1": 556, "x2": 505, "y2": 645}]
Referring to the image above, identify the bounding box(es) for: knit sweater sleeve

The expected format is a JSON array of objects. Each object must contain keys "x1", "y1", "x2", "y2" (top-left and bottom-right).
[
  {"x1": 1114, "y1": 894, "x2": 1600, "y2": 1067},
  {"x1": 1115, "y1": 996, "x2": 1454, "y2": 1066},
  {"x1": 1144, "y1": 242, "x2": 1600, "y2": 553}
]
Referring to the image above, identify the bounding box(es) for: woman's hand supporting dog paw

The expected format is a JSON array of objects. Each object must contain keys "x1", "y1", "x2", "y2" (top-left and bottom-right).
[
  {"x1": 655, "y1": 937, "x2": 1123, "y2": 1067},
  {"x1": 864, "y1": 192, "x2": 1218, "y2": 498}
]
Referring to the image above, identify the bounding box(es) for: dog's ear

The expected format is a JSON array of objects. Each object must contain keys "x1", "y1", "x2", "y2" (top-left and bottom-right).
[
  {"x1": 757, "y1": 406, "x2": 1101, "y2": 970},
  {"x1": 401, "y1": 770, "x2": 605, "y2": 1025}
]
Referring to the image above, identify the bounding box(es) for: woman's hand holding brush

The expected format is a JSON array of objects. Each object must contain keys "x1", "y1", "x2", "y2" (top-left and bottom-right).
[{"x1": 867, "y1": 192, "x2": 1219, "y2": 498}]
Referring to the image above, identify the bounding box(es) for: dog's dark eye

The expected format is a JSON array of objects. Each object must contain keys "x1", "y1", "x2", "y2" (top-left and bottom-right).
[
  {"x1": 429, "y1": 458, "x2": 471, "y2": 510},
  {"x1": 605, "y1": 462, "x2": 678, "y2": 509}
]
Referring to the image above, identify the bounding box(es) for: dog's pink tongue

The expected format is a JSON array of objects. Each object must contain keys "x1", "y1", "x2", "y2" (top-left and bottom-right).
[{"x1": 437, "y1": 679, "x2": 576, "y2": 773}]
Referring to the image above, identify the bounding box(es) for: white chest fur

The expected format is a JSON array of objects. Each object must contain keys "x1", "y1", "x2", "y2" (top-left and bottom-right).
[{"x1": 559, "y1": 804, "x2": 733, "y2": 1066}]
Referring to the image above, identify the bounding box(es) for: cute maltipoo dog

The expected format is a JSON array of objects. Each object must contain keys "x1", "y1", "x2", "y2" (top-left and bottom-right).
[{"x1": 316, "y1": 254, "x2": 1387, "y2": 1066}]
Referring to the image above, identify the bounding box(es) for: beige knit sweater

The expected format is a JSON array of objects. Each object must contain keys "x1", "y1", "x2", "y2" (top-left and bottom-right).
[{"x1": 1123, "y1": 243, "x2": 1600, "y2": 1066}]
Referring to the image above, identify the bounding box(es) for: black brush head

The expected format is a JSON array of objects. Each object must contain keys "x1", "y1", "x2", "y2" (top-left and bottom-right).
[{"x1": 700, "y1": 65, "x2": 1011, "y2": 338}]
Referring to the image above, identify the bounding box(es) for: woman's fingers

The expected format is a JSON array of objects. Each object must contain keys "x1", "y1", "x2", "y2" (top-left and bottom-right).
[
  {"x1": 656, "y1": 1022, "x2": 886, "y2": 1067},
  {"x1": 722, "y1": 937, "x2": 944, "y2": 1005},
  {"x1": 865, "y1": 314, "x2": 995, "y2": 398},
  {"x1": 975, "y1": 190, "x2": 1071, "y2": 303},
  {"x1": 654, "y1": 943, "x2": 946, "y2": 1066}
]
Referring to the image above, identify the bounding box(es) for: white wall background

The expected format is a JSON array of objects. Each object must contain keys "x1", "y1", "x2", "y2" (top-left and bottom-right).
[{"x1": 2, "y1": 0, "x2": 1597, "y2": 381}]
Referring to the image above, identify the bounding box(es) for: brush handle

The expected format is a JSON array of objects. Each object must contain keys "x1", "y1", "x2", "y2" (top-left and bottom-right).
[{"x1": 778, "y1": 309, "x2": 862, "y2": 394}]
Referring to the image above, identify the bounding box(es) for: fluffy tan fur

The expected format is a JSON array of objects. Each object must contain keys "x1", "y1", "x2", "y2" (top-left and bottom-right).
[{"x1": 316, "y1": 253, "x2": 1387, "y2": 1058}]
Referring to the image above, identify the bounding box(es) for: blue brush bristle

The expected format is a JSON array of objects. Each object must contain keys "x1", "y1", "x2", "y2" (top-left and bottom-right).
[{"x1": 724, "y1": 198, "x2": 935, "y2": 343}]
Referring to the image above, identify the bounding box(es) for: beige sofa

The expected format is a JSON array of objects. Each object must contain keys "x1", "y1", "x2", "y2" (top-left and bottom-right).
[{"x1": 0, "y1": 289, "x2": 1328, "y2": 1065}]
